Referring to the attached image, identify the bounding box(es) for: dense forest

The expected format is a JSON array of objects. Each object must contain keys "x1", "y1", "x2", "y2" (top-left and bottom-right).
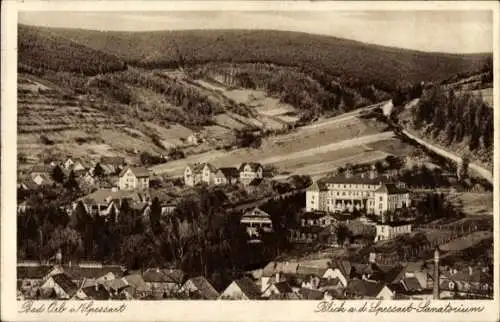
[
  {"x1": 18, "y1": 24, "x2": 492, "y2": 130},
  {"x1": 27, "y1": 25, "x2": 490, "y2": 86},
  {"x1": 18, "y1": 25, "x2": 127, "y2": 76},
  {"x1": 191, "y1": 63, "x2": 388, "y2": 121},
  {"x1": 408, "y1": 86, "x2": 493, "y2": 165},
  {"x1": 17, "y1": 183, "x2": 304, "y2": 290}
]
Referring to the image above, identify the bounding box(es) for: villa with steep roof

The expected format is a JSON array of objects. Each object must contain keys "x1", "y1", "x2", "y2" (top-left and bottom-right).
[
  {"x1": 240, "y1": 207, "x2": 273, "y2": 238},
  {"x1": 306, "y1": 167, "x2": 410, "y2": 216},
  {"x1": 184, "y1": 163, "x2": 218, "y2": 186},
  {"x1": 118, "y1": 166, "x2": 150, "y2": 190},
  {"x1": 239, "y1": 162, "x2": 263, "y2": 183}
]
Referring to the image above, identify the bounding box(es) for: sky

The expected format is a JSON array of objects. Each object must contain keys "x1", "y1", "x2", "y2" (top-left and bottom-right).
[{"x1": 18, "y1": 10, "x2": 493, "y2": 54}]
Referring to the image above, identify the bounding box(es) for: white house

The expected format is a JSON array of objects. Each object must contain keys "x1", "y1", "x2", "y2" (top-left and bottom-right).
[
  {"x1": 373, "y1": 183, "x2": 411, "y2": 215},
  {"x1": 239, "y1": 163, "x2": 264, "y2": 182},
  {"x1": 184, "y1": 163, "x2": 217, "y2": 186},
  {"x1": 39, "y1": 273, "x2": 87, "y2": 300},
  {"x1": 306, "y1": 182, "x2": 328, "y2": 212},
  {"x1": 374, "y1": 222, "x2": 412, "y2": 241},
  {"x1": 214, "y1": 167, "x2": 239, "y2": 186},
  {"x1": 240, "y1": 208, "x2": 273, "y2": 238},
  {"x1": 218, "y1": 277, "x2": 261, "y2": 300},
  {"x1": 118, "y1": 166, "x2": 150, "y2": 190}
]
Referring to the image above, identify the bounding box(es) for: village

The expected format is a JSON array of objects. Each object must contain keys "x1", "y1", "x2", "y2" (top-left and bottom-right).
[{"x1": 16, "y1": 151, "x2": 494, "y2": 301}]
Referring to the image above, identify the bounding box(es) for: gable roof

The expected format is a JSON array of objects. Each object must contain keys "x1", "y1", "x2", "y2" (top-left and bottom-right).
[
  {"x1": 375, "y1": 183, "x2": 409, "y2": 194},
  {"x1": 296, "y1": 266, "x2": 328, "y2": 278},
  {"x1": 82, "y1": 285, "x2": 111, "y2": 300},
  {"x1": 186, "y1": 163, "x2": 205, "y2": 174},
  {"x1": 298, "y1": 287, "x2": 324, "y2": 300},
  {"x1": 330, "y1": 260, "x2": 352, "y2": 278},
  {"x1": 218, "y1": 167, "x2": 239, "y2": 178},
  {"x1": 242, "y1": 207, "x2": 271, "y2": 220},
  {"x1": 307, "y1": 181, "x2": 328, "y2": 192},
  {"x1": 185, "y1": 276, "x2": 219, "y2": 300},
  {"x1": 51, "y1": 273, "x2": 79, "y2": 297},
  {"x1": 262, "y1": 261, "x2": 299, "y2": 277},
  {"x1": 319, "y1": 277, "x2": 342, "y2": 288},
  {"x1": 62, "y1": 265, "x2": 125, "y2": 281},
  {"x1": 142, "y1": 268, "x2": 185, "y2": 284},
  {"x1": 239, "y1": 162, "x2": 263, "y2": 172},
  {"x1": 119, "y1": 166, "x2": 150, "y2": 178},
  {"x1": 346, "y1": 279, "x2": 388, "y2": 298},
  {"x1": 17, "y1": 265, "x2": 54, "y2": 280},
  {"x1": 233, "y1": 277, "x2": 261, "y2": 299},
  {"x1": 123, "y1": 274, "x2": 148, "y2": 291},
  {"x1": 273, "y1": 281, "x2": 294, "y2": 294}
]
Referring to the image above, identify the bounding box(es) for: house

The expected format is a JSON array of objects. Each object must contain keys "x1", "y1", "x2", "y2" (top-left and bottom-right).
[
  {"x1": 31, "y1": 173, "x2": 53, "y2": 186},
  {"x1": 306, "y1": 182, "x2": 328, "y2": 212},
  {"x1": 82, "y1": 284, "x2": 112, "y2": 300},
  {"x1": 288, "y1": 226, "x2": 324, "y2": 244},
  {"x1": 373, "y1": 183, "x2": 411, "y2": 216},
  {"x1": 72, "y1": 188, "x2": 150, "y2": 219},
  {"x1": 306, "y1": 169, "x2": 410, "y2": 216},
  {"x1": 345, "y1": 279, "x2": 394, "y2": 300},
  {"x1": 61, "y1": 263, "x2": 125, "y2": 288},
  {"x1": 239, "y1": 162, "x2": 264, "y2": 183},
  {"x1": 214, "y1": 167, "x2": 239, "y2": 185},
  {"x1": 439, "y1": 266, "x2": 493, "y2": 299},
  {"x1": 240, "y1": 208, "x2": 273, "y2": 238},
  {"x1": 63, "y1": 157, "x2": 75, "y2": 170},
  {"x1": 121, "y1": 274, "x2": 150, "y2": 299},
  {"x1": 39, "y1": 273, "x2": 87, "y2": 300},
  {"x1": 262, "y1": 281, "x2": 297, "y2": 299},
  {"x1": 187, "y1": 133, "x2": 204, "y2": 145},
  {"x1": 298, "y1": 287, "x2": 325, "y2": 300},
  {"x1": 219, "y1": 277, "x2": 261, "y2": 300},
  {"x1": 261, "y1": 261, "x2": 299, "y2": 292},
  {"x1": 118, "y1": 166, "x2": 150, "y2": 190},
  {"x1": 17, "y1": 265, "x2": 59, "y2": 296},
  {"x1": 184, "y1": 163, "x2": 217, "y2": 186},
  {"x1": 142, "y1": 268, "x2": 185, "y2": 297},
  {"x1": 374, "y1": 221, "x2": 412, "y2": 241},
  {"x1": 181, "y1": 276, "x2": 219, "y2": 300}
]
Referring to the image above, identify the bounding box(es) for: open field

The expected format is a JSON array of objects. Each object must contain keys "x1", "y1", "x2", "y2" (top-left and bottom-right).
[
  {"x1": 447, "y1": 192, "x2": 494, "y2": 216},
  {"x1": 151, "y1": 111, "x2": 411, "y2": 178},
  {"x1": 440, "y1": 231, "x2": 493, "y2": 253}
]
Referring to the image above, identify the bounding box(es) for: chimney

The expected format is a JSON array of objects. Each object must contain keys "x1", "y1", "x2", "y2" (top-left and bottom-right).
[
  {"x1": 433, "y1": 247, "x2": 440, "y2": 300},
  {"x1": 368, "y1": 252, "x2": 376, "y2": 264}
]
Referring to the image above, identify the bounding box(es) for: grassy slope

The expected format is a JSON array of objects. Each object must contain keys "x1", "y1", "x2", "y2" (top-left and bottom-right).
[{"x1": 24, "y1": 25, "x2": 490, "y2": 85}]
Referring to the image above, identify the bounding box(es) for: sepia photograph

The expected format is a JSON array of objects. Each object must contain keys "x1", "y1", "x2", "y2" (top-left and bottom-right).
[{"x1": 1, "y1": 1, "x2": 498, "y2": 321}]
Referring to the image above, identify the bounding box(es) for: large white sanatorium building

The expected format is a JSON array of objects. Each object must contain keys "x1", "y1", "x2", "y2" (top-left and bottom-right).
[{"x1": 306, "y1": 170, "x2": 410, "y2": 216}]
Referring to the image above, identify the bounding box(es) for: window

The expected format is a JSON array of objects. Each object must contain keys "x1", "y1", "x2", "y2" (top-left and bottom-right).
[{"x1": 379, "y1": 196, "x2": 383, "y2": 201}]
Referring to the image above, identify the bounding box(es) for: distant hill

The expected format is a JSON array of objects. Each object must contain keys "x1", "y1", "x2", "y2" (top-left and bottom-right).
[
  {"x1": 19, "y1": 24, "x2": 491, "y2": 86},
  {"x1": 18, "y1": 24, "x2": 127, "y2": 76}
]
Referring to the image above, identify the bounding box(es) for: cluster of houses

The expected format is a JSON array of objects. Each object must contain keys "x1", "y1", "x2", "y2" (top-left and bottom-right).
[
  {"x1": 17, "y1": 248, "x2": 492, "y2": 301},
  {"x1": 17, "y1": 156, "x2": 144, "y2": 191},
  {"x1": 184, "y1": 162, "x2": 265, "y2": 187}
]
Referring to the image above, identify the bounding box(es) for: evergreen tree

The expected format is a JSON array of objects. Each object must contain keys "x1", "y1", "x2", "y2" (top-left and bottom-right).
[
  {"x1": 65, "y1": 170, "x2": 79, "y2": 191},
  {"x1": 51, "y1": 165, "x2": 66, "y2": 184},
  {"x1": 93, "y1": 163, "x2": 105, "y2": 178}
]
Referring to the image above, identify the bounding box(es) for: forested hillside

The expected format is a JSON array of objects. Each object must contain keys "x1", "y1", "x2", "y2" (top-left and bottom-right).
[
  {"x1": 18, "y1": 24, "x2": 127, "y2": 76},
  {"x1": 24, "y1": 25, "x2": 490, "y2": 88},
  {"x1": 399, "y1": 86, "x2": 493, "y2": 169}
]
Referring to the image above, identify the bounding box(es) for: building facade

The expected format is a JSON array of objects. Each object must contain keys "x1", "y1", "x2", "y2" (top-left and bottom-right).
[
  {"x1": 306, "y1": 171, "x2": 410, "y2": 216},
  {"x1": 374, "y1": 223, "x2": 412, "y2": 241},
  {"x1": 118, "y1": 167, "x2": 150, "y2": 190}
]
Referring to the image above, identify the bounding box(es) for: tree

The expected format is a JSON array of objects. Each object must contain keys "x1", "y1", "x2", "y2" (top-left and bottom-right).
[
  {"x1": 64, "y1": 170, "x2": 79, "y2": 191},
  {"x1": 93, "y1": 163, "x2": 105, "y2": 178},
  {"x1": 458, "y1": 156, "x2": 470, "y2": 182},
  {"x1": 149, "y1": 197, "x2": 162, "y2": 234},
  {"x1": 51, "y1": 165, "x2": 66, "y2": 184},
  {"x1": 44, "y1": 227, "x2": 83, "y2": 262},
  {"x1": 335, "y1": 224, "x2": 351, "y2": 247}
]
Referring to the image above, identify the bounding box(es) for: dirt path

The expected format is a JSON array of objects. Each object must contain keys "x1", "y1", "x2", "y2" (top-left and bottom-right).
[{"x1": 402, "y1": 130, "x2": 493, "y2": 183}]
